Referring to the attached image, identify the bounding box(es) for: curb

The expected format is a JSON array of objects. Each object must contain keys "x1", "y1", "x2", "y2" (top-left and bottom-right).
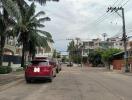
[
  {"x1": 0, "y1": 78, "x2": 24, "y2": 92},
  {"x1": 104, "y1": 70, "x2": 132, "y2": 76},
  {"x1": 120, "y1": 72, "x2": 132, "y2": 76}
]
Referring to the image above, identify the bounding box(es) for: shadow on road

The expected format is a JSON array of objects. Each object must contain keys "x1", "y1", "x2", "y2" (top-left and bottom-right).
[{"x1": 25, "y1": 79, "x2": 52, "y2": 84}]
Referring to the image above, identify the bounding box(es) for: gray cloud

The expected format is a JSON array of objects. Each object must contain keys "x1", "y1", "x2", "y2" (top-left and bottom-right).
[{"x1": 34, "y1": 0, "x2": 132, "y2": 51}]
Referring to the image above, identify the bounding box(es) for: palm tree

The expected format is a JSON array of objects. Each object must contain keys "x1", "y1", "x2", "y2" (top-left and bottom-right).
[
  {"x1": 28, "y1": 0, "x2": 59, "y2": 5},
  {"x1": 0, "y1": 0, "x2": 56, "y2": 66},
  {"x1": 0, "y1": 0, "x2": 21, "y2": 66},
  {"x1": 15, "y1": 3, "x2": 52, "y2": 67},
  {"x1": 28, "y1": 31, "x2": 54, "y2": 59}
]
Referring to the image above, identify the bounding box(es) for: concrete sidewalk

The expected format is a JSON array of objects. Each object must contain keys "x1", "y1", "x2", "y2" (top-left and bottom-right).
[
  {"x1": 0, "y1": 71, "x2": 24, "y2": 86},
  {"x1": 82, "y1": 65, "x2": 132, "y2": 76}
]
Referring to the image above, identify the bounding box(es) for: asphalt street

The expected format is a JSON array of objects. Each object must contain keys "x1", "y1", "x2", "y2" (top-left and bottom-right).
[{"x1": 0, "y1": 65, "x2": 132, "y2": 100}]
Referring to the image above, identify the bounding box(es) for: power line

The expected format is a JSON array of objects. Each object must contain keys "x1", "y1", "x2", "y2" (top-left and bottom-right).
[
  {"x1": 113, "y1": 0, "x2": 120, "y2": 6},
  {"x1": 94, "y1": 0, "x2": 121, "y2": 24},
  {"x1": 122, "y1": 0, "x2": 131, "y2": 6},
  {"x1": 111, "y1": 29, "x2": 132, "y2": 39},
  {"x1": 94, "y1": 0, "x2": 129, "y2": 24},
  {"x1": 115, "y1": 0, "x2": 123, "y2": 6},
  {"x1": 111, "y1": 28, "x2": 122, "y2": 38}
]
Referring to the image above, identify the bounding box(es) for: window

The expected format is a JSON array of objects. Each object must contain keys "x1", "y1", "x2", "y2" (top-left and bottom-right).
[{"x1": 31, "y1": 61, "x2": 49, "y2": 66}]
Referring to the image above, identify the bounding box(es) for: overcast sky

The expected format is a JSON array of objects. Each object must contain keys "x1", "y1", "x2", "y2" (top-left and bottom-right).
[{"x1": 33, "y1": 0, "x2": 132, "y2": 52}]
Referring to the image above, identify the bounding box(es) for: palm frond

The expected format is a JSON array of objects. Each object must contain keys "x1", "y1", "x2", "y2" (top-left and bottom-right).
[
  {"x1": 28, "y1": 0, "x2": 46, "y2": 5},
  {"x1": 36, "y1": 30, "x2": 52, "y2": 38},
  {"x1": 44, "y1": 37, "x2": 54, "y2": 43},
  {"x1": 33, "y1": 11, "x2": 45, "y2": 18},
  {"x1": 35, "y1": 23, "x2": 45, "y2": 28},
  {"x1": 1, "y1": 0, "x2": 21, "y2": 21},
  {"x1": 36, "y1": 34, "x2": 49, "y2": 48},
  {"x1": 7, "y1": 17, "x2": 16, "y2": 26},
  {"x1": 37, "y1": 17, "x2": 51, "y2": 23},
  {"x1": 27, "y1": 22, "x2": 45, "y2": 28},
  {"x1": 28, "y1": 0, "x2": 59, "y2": 5},
  {"x1": 26, "y1": 3, "x2": 35, "y2": 21}
]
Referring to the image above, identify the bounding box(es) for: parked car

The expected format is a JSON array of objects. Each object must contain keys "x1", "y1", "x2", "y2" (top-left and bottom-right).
[
  {"x1": 34, "y1": 57, "x2": 59, "y2": 73},
  {"x1": 67, "y1": 62, "x2": 73, "y2": 67},
  {"x1": 25, "y1": 59, "x2": 56, "y2": 83}
]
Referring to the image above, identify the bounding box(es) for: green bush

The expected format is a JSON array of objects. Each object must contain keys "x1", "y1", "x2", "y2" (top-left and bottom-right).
[
  {"x1": 0, "y1": 66, "x2": 12, "y2": 74},
  {"x1": 16, "y1": 68, "x2": 23, "y2": 72}
]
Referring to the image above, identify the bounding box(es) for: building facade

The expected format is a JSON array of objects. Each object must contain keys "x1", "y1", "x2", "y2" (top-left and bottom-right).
[
  {"x1": 107, "y1": 37, "x2": 124, "y2": 50},
  {"x1": 4, "y1": 36, "x2": 22, "y2": 56},
  {"x1": 3, "y1": 36, "x2": 54, "y2": 56},
  {"x1": 35, "y1": 42, "x2": 54, "y2": 57},
  {"x1": 81, "y1": 37, "x2": 125, "y2": 57}
]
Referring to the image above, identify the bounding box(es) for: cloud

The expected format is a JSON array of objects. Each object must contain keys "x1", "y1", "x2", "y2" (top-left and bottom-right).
[{"x1": 34, "y1": 0, "x2": 132, "y2": 51}]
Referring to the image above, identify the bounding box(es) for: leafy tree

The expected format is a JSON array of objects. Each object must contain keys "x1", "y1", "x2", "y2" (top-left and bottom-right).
[
  {"x1": 53, "y1": 49, "x2": 57, "y2": 58},
  {"x1": 88, "y1": 51, "x2": 102, "y2": 67},
  {"x1": 62, "y1": 56, "x2": 68, "y2": 63},
  {"x1": 67, "y1": 40, "x2": 82, "y2": 63},
  {"x1": 57, "y1": 52, "x2": 61, "y2": 58},
  {"x1": 102, "y1": 48, "x2": 122, "y2": 63},
  {"x1": 88, "y1": 48, "x2": 122, "y2": 67},
  {"x1": 67, "y1": 40, "x2": 76, "y2": 62},
  {"x1": 53, "y1": 50, "x2": 61, "y2": 58},
  {"x1": 0, "y1": 0, "x2": 57, "y2": 67}
]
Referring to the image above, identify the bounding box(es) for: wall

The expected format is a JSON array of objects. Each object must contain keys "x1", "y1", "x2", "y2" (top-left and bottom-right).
[{"x1": 112, "y1": 60, "x2": 124, "y2": 70}]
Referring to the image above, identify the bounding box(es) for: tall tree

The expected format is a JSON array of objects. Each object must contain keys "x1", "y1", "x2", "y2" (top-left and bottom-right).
[
  {"x1": 67, "y1": 40, "x2": 77, "y2": 62},
  {"x1": 15, "y1": 3, "x2": 51, "y2": 67},
  {"x1": 0, "y1": 0, "x2": 57, "y2": 66},
  {"x1": 0, "y1": 0, "x2": 21, "y2": 66}
]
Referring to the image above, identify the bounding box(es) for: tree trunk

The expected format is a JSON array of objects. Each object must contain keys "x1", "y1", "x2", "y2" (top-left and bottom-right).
[
  {"x1": 0, "y1": 36, "x2": 5, "y2": 67},
  {"x1": 0, "y1": 48, "x2": 4, "y2": 67},
  {"x1": 21, "y1": 42, "x2": 26, "y2": 67}
]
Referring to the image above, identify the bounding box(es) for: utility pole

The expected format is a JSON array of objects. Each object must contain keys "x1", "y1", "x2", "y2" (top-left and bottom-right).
[
  {"x1": 107, "y1": 7, "x2": 129, "y2": 72},
  {"x1": 75, "y1": 38, "x2": 80, "y2": 66}
]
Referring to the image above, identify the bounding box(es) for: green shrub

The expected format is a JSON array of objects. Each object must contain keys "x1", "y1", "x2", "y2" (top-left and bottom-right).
[
  {"x1": 16, "y1": 68, "x2": 23, "y2": 72},
  {"x1": 0, "y1": 66, "x2": 12, "y2": 74}
]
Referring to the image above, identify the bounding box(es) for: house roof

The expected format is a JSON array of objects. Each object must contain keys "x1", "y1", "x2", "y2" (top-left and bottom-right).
[{"x1": 113, "y1": 51, "x2": 124, "y2": 56}]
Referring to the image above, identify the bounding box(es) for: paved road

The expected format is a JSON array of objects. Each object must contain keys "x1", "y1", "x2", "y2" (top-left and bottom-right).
[{"x1": 0, "y1": 66, "x2": 132, "y2": 100}]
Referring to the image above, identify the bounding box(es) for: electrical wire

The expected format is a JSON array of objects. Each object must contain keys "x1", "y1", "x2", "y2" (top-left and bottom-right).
[
  {"x1": 94, "y1": 0, "x2": 121, "y2": 24},
  {"x1": 122, "y1": 0, "x2": 131, "y2": 6},
  {"x1": 94, "y1": 0, "x2": 129, "y2": 24}
]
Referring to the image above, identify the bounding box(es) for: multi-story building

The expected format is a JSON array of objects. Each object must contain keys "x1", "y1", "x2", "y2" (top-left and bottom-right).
[
  {"x1": 81, "y1": 37, "x2": 125, "y2": 57},
  {"x1": 82, "y1": 40, "x2": 94, "y2": 57},
  {"x1": 93, "y1": 38, "x2": 101, "y2": 49},
  {"x1": 4, "y1": 36, "x2": 54, "y2": 57},
  {"x1": 4, "y1": 36, "x2": 22, "y2": 55},
  {"x1": 35, "y1": 42, "x2": 54, "y2": 57},
  {"x1": 107, "y1": 37, "x2": 124, "y2": 50}
]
